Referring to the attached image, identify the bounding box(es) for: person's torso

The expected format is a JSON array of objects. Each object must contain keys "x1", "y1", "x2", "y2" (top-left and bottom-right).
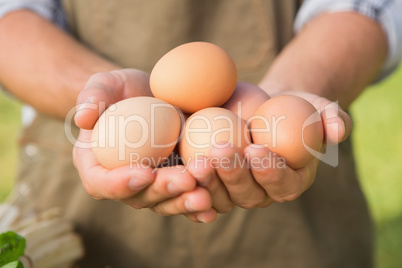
[
  {"x1": 62, "y1": 0, "x2": 298, "y2": 84},
  {"x1": 17, "y1": 1, "x2": 374, "y2": 267}
]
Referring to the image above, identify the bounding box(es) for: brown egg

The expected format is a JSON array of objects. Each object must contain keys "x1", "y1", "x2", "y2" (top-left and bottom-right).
[
  {"x1": 179, "y1": 107, "x2": 250, "y2": 165},
  {"x1": 250, "y1": 95, "x2": 324, "y2": 169},
  {"x1": 150, "y1": 42, "x2": 237, "y2": 113},
  {"x1": 92, "y1": 97, "x2": 182, "y2": 169},
  {"x1": 222, "y1": 81, "x2": 271, "y2": 122}
]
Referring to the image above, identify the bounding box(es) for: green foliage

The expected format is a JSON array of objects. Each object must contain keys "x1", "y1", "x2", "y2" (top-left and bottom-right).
[
  {"x1": 1, "y1": 261, "x2": 24, "y2": 268},
  {"x1": 0, "y1": 231, "x2": 26, "y2": 266}
]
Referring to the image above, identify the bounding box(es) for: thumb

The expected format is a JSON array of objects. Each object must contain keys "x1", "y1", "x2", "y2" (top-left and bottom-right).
[
  {"x1": 74, "y1": 69, "x2": 152, "y2": 130},
  {"x1": 321, "y1": 108, "x2": 352, "y2": 145},
  {"x1": 74, "y1": 72, "x2": 124, "y2": 130}
]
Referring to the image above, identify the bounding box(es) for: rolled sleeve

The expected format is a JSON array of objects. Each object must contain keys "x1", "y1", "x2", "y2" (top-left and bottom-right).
[
  {"x1": 0, "y1": 0, "x2": 55, "y2": 21},
  {"x1": 295, "y1": 0, "x2": 402, "y2": 80}
]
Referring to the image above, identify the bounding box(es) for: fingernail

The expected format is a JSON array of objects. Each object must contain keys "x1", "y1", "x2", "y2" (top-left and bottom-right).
[
  {"x1": 128, "y1": 177, "x2": 150, "y2": 191},
  {"x1": 75, "y1": 102, "x2": 97, "y2": 122},
  {"x1": 167, "y1": 182, "x2": 183, "y2": 194},
  {"x1": 196, "y1": 209, "x2": 216, "y2": 223},
  {"x1": 248, "y1": 143, "x2": 266, "y2": 149},
  {"x1": 196, "y1": 214, "x2": 207, "y2": 223},
  {"x1": 77, "y1": 102, "x2": 96, "y2": 112},
  {"x1": 185, "y1": 200, "x2": 194, "y2": 212},
  {"x1": 341, "y1": 120, "x2": 346, "y2": 140}
]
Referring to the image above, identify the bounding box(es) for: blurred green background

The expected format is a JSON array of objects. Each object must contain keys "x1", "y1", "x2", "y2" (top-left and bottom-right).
[
  {"x1": 0, "y1": 91, "x2": 21, "y2": 201},
  {"x1": 1, "y1": 67, "x2": 401, "y2": 267},
  {"x1": 351, "y1": 66, "x2": 402, "y2": 268}
]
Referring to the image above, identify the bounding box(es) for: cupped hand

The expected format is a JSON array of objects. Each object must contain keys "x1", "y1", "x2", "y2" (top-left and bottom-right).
[
  {"x1": 187, "y1": 145, "x2": 317, "y2": 211},
  {"x1": 270, "y1": 90, "x2": 352, "y2": 145},
  {"x1": 186, "y1": 88, "x2": 352, "y2": 212},
  {"x1": 74, "y1": 69, "x2": 153, "y2": 129},
  {"x1": 72, "y1": 69, "x2": 217, "y2": 223}
]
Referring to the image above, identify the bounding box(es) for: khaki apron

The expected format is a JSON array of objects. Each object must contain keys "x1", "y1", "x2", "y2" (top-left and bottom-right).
[{"x1": 17, "y1": 1, "x2": 373, "y2": 267}]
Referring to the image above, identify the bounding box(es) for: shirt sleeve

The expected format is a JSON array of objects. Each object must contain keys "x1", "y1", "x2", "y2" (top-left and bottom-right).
[
  {"x1": 0, "y1": 0, "x2": 56, "y2": 21},
  {"x1": 294, "y1": 0, "x2": 402, "y2": 81}
]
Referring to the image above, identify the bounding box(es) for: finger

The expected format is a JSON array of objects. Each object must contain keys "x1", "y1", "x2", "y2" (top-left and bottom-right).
[
  {"x1": 186, "y1": 157, "x2": 235, "y2": 213},
  {"x1": 321, "y1": 108, "x2": 352, "y2": 145},
  {"x1": 185, "y1": 209, "x2": 218, "y2": 223},
  {"x1": 209, "y1": 145, "x2": 269, "y2": 209},
  {"x1": 244, "y1": 145, "x2": 317, "y2": 203},
  {"x1": 150, "y1": 187, "x2": 212, "y2": 216},
  {"x1": 124, "y1": 166, "x2": 197, "y2": 209},
  {"x1": 204, "y1": 173, "x2": 235, "y2": 213},
  {"x1": 73, "y1": 129, "x2": 156, "y2": 200},
  {"x1": 278, "y1": 91, "x2": 352, "y2": 145}
]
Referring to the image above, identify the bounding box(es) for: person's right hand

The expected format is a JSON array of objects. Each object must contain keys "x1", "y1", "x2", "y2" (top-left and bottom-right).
[
  {"x1": 73, "y1": 69, "x2": 217, "y2": 223},
  {"x1": 74, "y1": 69, "x2": 153, "y2": 130}
]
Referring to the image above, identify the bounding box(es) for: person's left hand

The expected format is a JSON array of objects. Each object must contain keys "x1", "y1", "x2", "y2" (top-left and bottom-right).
[{"x1": 185, "y1": 84, "x2": 352, "y2": 214}]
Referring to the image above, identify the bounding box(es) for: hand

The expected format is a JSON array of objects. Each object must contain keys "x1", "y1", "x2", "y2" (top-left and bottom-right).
[
  {"x1": 74, "y1": 69, "x2": 153, "y2": 129},
  {"x1": 271, "y1": 90, "x2": 352, "y2": 145},
  {"x1": 73, "y1": 69, "x2": 217, "y2": 223},
  {"x1": 186, "y1": 89, "x2": 352, "y2": 212}
]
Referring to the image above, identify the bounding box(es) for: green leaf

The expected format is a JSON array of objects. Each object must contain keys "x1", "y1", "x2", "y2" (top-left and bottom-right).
[
  {"x1": 0, "y1": 260, "x2": 24, "y2": 268},
  {"x1": 0, "y1": 232, "x2": 26, "y2": 266}
]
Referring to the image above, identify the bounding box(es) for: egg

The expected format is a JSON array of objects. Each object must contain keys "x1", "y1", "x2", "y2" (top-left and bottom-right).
[
  {"x1": 92, "y1": 97, "x2": 182, "y2": 169},
  {"x1": 222, "y1": 81, "x2": 271, "y2": 122},
  {"x1": 150, "y1": 42, "x2": 237, "y2": 113},
  {"x1": 250, "y1": 95, "x2": 324, "y2": 169},
  {"x1": 179, "y1": 107, "x2": 250, "y2": 165}
]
